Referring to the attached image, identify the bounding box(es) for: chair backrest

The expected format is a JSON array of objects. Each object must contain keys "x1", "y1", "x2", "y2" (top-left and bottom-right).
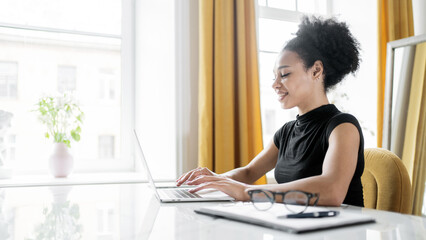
[{"x1": 361, "y1": 148, "x2": 412, "y2": 214}]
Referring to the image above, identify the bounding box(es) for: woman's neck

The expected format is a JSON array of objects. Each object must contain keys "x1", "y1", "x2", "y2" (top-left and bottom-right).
[{"x1": 297, "y1": 95, "x2": 330, "y2": 116}]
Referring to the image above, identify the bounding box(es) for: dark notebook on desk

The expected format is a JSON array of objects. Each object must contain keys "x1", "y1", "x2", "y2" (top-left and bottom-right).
[{"x1": 195, "y1": 203, "x2": 375, "y2": 234}]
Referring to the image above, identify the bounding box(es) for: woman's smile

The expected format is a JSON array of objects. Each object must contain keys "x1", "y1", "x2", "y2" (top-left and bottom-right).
[{"x1": 276, "y1": 91, "x2": 288, "y2": 101}]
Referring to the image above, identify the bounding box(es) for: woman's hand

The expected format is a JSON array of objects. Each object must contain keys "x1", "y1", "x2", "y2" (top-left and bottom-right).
[
  {"x1": 187, "y1": 175, "x2": 252, "y2": 201},
  {"x1": 176, "y1": 167, "x2": 218, "y2": 187}
]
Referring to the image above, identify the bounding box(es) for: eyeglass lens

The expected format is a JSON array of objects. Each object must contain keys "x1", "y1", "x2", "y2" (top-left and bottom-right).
[
  {"x1": 251, "y1": 190, "x2": 274, "y2": 211},
  {"x1": 283, "y1": 191, "x2": 309, "y2": 213}
]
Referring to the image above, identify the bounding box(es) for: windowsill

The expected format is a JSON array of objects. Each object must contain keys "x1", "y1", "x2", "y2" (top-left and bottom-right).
[{"x1": 0, "y1": 172, "x2": 147, "y2": 188}]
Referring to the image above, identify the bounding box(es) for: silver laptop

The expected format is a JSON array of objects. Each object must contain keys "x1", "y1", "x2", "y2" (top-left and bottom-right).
[{"x1": 134, "y1": 130, "x2": 234, "y2": 202}]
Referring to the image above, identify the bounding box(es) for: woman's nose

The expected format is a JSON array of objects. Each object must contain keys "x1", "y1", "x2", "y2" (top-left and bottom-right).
[{"x1": 272, "y1": 78, "x2": 281, "y2": 89}]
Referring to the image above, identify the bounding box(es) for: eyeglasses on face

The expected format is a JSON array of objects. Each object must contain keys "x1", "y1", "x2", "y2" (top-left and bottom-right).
[{"x1": 247, "y1": 189, "x2": 319, "y2": 214}]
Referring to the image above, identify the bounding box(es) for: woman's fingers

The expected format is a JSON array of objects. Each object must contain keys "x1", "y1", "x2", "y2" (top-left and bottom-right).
[
  {"x1": 176, "y1": 167, "x2": 198, "y2": 183},
  {"x1": 176, "y1": 167, "x2": 200, "y2": 186},
  {"x1": 188, "y1": 179, "x2": 251, "y2": 201},
  {"x1": 188, "y1": 181, "x2": 226, "y2": 193},
  {"x1": 176, "y1": 167, "x2": 214, "y2": 186},
  {"x1": 186, "y1": 175, "x2": 223, "y2": 185}
]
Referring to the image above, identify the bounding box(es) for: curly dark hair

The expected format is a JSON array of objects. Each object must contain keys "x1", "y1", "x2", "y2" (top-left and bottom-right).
[{"x1": 283, "y1": 16, "x2": 361, "y2": 92}]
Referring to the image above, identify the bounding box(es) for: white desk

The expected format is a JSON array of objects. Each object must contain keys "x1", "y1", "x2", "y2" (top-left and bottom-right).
[{"x1": 0, "y1": 183, "x2": 424, "y2": 239}]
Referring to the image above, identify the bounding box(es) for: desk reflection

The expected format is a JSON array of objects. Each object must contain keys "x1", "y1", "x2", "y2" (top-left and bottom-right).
[
  {"x1": 0, "y1": 184, "x2": 161, "y2": 240},
  {"x1": 29, "y1": 186, "x2": 82, "y2": 240}
]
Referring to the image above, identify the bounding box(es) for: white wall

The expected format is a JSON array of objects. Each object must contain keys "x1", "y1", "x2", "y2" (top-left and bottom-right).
[
  {"x1": 175, "y1": 0, "x2": 199, "y2": 176},
  {"x1": 135, "y1": 0, "x2": 176, "y2": 180}
]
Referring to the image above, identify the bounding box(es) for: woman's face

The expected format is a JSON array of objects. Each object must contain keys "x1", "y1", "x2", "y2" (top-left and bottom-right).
[{"x1": 272, "y1": 50, "x2": 317, "y2": 110}]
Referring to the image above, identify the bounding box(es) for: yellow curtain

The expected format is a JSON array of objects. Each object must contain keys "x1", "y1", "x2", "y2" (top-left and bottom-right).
[
  {"x1": 401, "y1": 43, "x2": 426, "y2": 216},
  {"x1": 198, "y1": 0, "x2": 266, "y2": 184},
  {"x1": 377, "y1": 0, "x2": 414, "y2": 147}
]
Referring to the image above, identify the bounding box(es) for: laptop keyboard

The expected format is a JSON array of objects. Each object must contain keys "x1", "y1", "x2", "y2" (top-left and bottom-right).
[{"x1": 163, "y1": 189, "x2": 201, "y2": 199}]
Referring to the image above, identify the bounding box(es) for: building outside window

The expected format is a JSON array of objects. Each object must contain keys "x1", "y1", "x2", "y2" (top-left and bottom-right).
[
  {"x1": 0, "y1": 61, "x2": 18, "y2": 99},
  {"x1": 3, "y1": 134, "x2": 16, "y2": 162},
  {"x1": 98, "y1": 135, "x2": 115, "y2": 160},
  {"x1": 99, "y1": 68, "x2": 116, "y2": 101},
  {"x1": 57, "y1": 65, "x2": 76, "y2": 93}
]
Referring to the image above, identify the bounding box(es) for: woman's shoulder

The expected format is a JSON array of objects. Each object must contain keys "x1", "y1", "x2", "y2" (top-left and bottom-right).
[
  {"x1": 326, "y1": 112, "x2": 362, "y2": 138},
  {"x1": 329, "y1": 112, "x2": 360, "y2": 125}
]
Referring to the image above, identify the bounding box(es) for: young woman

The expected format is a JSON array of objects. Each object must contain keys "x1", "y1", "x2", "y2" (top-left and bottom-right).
[{"x1": 176, "y1": 16, "x2": 364, "y2": 207}]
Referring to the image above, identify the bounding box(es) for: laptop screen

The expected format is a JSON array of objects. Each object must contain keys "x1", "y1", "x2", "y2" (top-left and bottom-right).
[{"x1": 134, "y1": 130, "x2": 161, "y2": 197}]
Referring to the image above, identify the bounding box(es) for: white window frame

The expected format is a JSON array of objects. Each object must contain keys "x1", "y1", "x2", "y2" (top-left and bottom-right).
[{"x1": 256, "y1": 0, "x2": 332, "y2": 51}]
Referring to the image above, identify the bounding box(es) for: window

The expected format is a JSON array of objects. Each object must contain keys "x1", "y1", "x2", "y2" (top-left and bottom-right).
[
  {"x1": 0, "y1": 62, "x2": 18, "y2": 98},
  {"x1": 0, "y1": 134, "x2": 15, "y2": 162},
  {"x1": 57, "y1": 65, "x2": 76, "y2": 93},
  {"x1": 7, "y1": 135, "x2": 16, "y2": 161},
  {"x1": 98, "y1": 135, "x2": 115, "y2": 160},
  {"x1": 258, "y1": 0, "x2": 328, "y2": 14},
  {"x1": 0, "y1": 0, "x2": 133, "y2": 174},
  {"x1": 0, "y1": 137, "x2": 4, "y2": 162},
  {"x1": 99, "y1": 68, "x2": 116, "y2": 101}
]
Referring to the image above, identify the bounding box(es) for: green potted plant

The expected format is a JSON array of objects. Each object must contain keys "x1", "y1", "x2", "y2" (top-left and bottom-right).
[{"x1": 34, "y1": 93, "x2": 84, "y2": 177}]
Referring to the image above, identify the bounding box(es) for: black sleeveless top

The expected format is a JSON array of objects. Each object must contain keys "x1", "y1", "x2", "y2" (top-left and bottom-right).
[{"x1": 273, "y1": 104, "x2": 364, "y2": 207}]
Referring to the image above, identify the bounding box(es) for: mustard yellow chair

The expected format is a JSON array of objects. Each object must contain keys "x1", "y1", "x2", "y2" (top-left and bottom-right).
[{"x1": 361, "y1": 148, "x2": 412, "y2": 214}]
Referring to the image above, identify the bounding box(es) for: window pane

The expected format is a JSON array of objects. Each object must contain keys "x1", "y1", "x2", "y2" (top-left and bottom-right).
[
  {"x1": 0, "y1": 0, "x2": 121, "y2": 35},
  {"x1": 268, "y1": 0, "x2": 296, "y2": 11},
  {"x1": 259, "y1": 18, "x2": 299, "y2": 52},
  {"x1": 0, "y1": 2, "x2": 122, "y2": 173}
]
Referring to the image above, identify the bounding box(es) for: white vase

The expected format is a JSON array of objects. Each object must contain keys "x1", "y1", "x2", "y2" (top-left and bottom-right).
[{"x1": 49, "y1": 143, "x2": 74, "y2": 178}]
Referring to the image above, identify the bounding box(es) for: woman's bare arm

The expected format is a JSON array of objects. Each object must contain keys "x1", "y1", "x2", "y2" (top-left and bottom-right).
[{"x1": 222, "y1": 139, "x2": 278, "y2": 184}]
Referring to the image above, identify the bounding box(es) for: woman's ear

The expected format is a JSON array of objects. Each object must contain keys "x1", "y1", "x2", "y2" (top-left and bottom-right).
[{"x1": 312, "y1": 60, "x2": 324, "y2": 80}]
